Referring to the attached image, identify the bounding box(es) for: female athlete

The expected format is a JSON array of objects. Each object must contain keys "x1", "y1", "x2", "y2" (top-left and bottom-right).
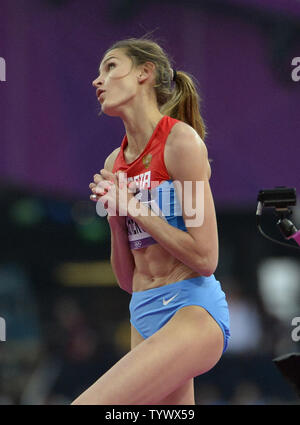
[{"x1": 71, "y1": 37, "x2": 230, "y2": 405}]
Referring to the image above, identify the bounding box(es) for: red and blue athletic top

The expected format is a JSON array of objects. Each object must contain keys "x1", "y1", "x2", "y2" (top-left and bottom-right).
[{"x1": 112, "y1": 115, "x2": 188, "y2": 250}]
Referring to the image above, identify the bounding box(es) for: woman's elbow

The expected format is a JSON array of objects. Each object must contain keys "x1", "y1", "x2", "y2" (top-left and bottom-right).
[{"x1": 195, "y1": 252, "x2": 218, "y2": 277}]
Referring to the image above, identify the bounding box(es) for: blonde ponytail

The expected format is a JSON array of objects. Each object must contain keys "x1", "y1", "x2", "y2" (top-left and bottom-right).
[{"x1": 161, "y1": 70, "x2": 206, "y2": 142}]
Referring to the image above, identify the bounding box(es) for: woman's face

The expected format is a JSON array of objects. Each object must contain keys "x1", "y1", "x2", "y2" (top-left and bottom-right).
[{"x1": 92, "y1": 48, "x2": 140, "y2": 116}]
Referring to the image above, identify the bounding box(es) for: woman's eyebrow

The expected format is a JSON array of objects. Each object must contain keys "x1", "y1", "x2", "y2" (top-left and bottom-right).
[{"x1": 98, "y1": 56, "x2": 118, "y2": 73}]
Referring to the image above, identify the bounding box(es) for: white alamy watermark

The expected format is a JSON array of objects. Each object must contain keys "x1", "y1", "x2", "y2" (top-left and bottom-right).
[
  {"x1": 0, "y1": 57, "x2": 6, "y2": 82},
  {"x1": 0, "y1": 317, "x2": 6, "y2": 341},
  {"x1": 291, "y1": 317, "x2": 300, "y2": 342},
  {"x1": 291, "y1": 57, "x2": 300, "y2": 82},
  {"x1": 95, "y1": 174, "x2": 205, "y2": 227}
]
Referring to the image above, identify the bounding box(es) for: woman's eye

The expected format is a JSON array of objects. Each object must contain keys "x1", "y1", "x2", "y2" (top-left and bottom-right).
[{"x1": 107, "y1": 63, "x2": 115, "y2": 70}]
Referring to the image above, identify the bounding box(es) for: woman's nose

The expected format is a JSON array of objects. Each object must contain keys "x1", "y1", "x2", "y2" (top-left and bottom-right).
[{"x1": 92, "y1": 75, "x2": 103, "y2": 88}]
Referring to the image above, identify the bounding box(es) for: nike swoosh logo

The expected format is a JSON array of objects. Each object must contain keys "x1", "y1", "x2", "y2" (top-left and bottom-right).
[{"x1": 163, "y1": 291, "x2": 180, "y2": 306}]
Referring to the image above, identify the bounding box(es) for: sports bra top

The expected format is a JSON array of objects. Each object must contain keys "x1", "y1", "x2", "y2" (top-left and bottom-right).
[{"x1": 112, "y1": 115, "x2": 188, "y2": 250}]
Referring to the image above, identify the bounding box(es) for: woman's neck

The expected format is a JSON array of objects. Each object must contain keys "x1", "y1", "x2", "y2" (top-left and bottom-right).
[{"x1": 121, "y1": 108, "x2": 164, "y2": 156}]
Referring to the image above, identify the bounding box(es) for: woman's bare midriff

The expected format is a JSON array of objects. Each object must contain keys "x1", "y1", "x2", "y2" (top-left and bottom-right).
[{"x1": 131, "y1": 242, "x2": 201, "y2": 292}]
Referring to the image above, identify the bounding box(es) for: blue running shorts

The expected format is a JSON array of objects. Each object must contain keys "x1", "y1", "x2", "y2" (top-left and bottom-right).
[{"x1": 129, "y1": 274, "x2": 230, "y2": 353}]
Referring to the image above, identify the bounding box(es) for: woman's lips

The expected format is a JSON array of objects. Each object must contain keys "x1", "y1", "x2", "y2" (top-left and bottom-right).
[
  {"x1": 96, "y1": 88, "x2": 105, "y2": 99},
  {"x1": 98, "y1": 91, "x2": 105, "y2": 102}
]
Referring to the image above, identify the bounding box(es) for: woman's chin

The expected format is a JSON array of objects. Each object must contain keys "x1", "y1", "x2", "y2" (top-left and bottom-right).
[{"x1": 101, "y1": 103, "x2": 120, "y2": 117}]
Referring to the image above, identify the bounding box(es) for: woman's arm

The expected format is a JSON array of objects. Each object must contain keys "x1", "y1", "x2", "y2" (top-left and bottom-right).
[
  {"x1": 128, "y1": 123, "x2": 219, "y2": 277},
  {"x1": 90, "y1": 149, "x2": 135, "y2": 293},
  {"x1": 108, "y1": 215, "x2": 135, "y2": 294},
  {"x1": 104, "y1": 152, "x2": 135, "y2": 293}
]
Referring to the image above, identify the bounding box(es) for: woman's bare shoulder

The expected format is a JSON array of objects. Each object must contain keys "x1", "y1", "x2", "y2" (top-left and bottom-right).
[
  {"x1": 169, "y1": 121, "x2": 204, "y2": 145},
  {"x1": 104, "y1": 147, "x2": 121, "y2": 172},
  {"x1": 165, "y1": 122, "x2": 211, "y2": 179}
]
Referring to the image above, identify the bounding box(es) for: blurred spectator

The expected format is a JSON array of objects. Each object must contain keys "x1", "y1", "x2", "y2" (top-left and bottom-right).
[
  {"x1": 195, "y1": 383, "x2": 227, "y2": 405},
  {"x1": 230, "y1": 380, "x2": 265, "y2": 404},
  {"x1": 257, "y1": 257, "x2": 300, "y2": 356},
  {"x1": 51, "y1": 297, "x2": 98, "y2": 362},
  {"x1": 222, "y1": 276, "x2": 263, "y2": 354},
  {"x1": 20, "y1": 296, "x2": 120, "y2": 403},
  {"x1": 257, "y1": 257, "x2": 300, "y2": 324}
]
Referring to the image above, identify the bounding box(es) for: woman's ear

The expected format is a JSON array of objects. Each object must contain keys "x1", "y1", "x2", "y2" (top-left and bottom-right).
[{"x1": 137, "y1": 61, "x2": 156, "y2": 83}]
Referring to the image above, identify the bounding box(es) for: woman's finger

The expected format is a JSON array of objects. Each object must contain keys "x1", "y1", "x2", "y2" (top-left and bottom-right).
[
  {"x1": 95, "y1": 180, "x2": 113, "y2": 194},
  {"x1": 90, "y1": 180, "x2": 113, "y2": 192},
  {"x1": 100, "y1": 169, "x2": 117, "y2": 185},
  {"x1": 89, "y1": 183, "x2": 110, "y2": 199},
  {"x1": 93, "y1": 173, "x2": 105, "y2": 184}
]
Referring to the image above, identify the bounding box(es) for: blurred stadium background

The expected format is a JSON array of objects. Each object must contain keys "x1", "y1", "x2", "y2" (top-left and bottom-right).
[{"x1": 0, "y1": 0, "x2": 300, "y2": 404}]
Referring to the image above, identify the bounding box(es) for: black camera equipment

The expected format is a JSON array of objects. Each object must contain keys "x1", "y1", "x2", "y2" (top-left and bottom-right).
[
  {"x1": 256, "y1": 186, "x2": 300, "y2": 398},
  {"x1": 256, "y1": 186, "x2": 300, "y2": 250}
]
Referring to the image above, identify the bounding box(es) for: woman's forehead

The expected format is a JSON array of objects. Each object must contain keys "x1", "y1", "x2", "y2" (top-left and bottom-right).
[{"x1": 101, "y1": 48, "x2": 125, "y2": 64}]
